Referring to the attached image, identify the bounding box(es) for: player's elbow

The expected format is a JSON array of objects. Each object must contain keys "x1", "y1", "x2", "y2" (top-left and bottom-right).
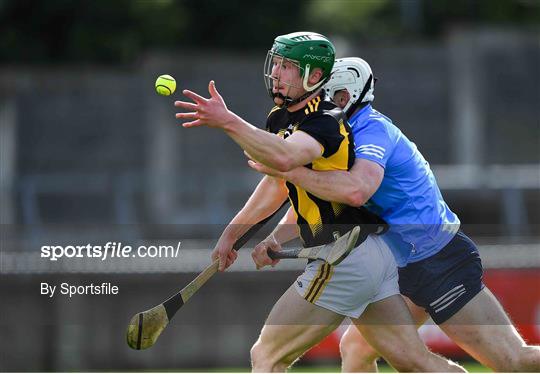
[
  {"x1": 272, "y1": 155, "x2": 296, "y2": 172},
  {"x1": 347, "y1": 190, "x2": 368, "y2": 207}
]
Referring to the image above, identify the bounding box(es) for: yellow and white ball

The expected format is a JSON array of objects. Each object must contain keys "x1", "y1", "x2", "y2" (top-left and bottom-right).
[{"x1": 155, "y1": 74, "x2": 176, "y2": 96}]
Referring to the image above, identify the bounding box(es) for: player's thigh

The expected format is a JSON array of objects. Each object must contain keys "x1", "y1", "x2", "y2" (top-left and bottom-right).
[
  {"x1": 351, "y1": 295, "x2": 429, "y2": 363},
  {"x1": 403, "y1": 295, "x2": 430, "y2": 326},
  {"x1": 341, "y1": 296, "x2": 429, "y2": 344},
  {"x1": 254, "y1": 284, "x2": 344, "y2": 363},
  {"x1": 439, "y1": 287, "x2": 527, "y2": 370},
  {"x1": 340, "y1": 294, "x2": 429, "y2": 361}
]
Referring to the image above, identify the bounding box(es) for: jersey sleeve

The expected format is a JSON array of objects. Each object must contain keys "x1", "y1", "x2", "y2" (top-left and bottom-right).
[
  {"x1": 352, "y1": 119, "x2": 395, "y2": 168},
  {"x1": 297, "y1": 114, "x2": 343, "y2": 158}
]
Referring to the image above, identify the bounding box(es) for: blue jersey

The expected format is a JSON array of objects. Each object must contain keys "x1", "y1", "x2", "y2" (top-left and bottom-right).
[{"x1": 349, "y1": 104, "x2": 460, "y2": 266}]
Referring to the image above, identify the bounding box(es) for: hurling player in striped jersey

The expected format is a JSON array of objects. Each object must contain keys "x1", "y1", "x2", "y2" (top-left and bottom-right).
[
  {"x1": 176, "y1": 33, "x2": 465, "y2": 372},
  {"x1": 249, "y1": 57, "x2": 540, "y2": 372}
]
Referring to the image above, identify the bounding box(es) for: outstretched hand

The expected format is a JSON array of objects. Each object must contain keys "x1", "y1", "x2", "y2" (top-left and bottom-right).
[{"x1": 175, "y1": 81, "x2": 233, "y2": 129}]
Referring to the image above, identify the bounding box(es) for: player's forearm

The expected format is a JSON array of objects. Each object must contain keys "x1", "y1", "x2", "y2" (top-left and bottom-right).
[
  {"x1": 223, "y1": 204, "x2": 276, "y2": 242},
  {"x1": 268, "y1": 207, "x2": 299, "y2": 245},
  {"x1": 220, "y1": 176, "x2": 288, "y2": 242},
  {"x1": 222, "y1": 111, "x2": 299, "y2": 171},
  {"x1": 286, "y1": 167, "x2": 368, "y2": 207}
]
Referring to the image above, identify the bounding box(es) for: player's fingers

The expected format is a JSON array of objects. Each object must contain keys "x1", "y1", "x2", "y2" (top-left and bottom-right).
[
  {"x1": 224, "y1": 252, "x2": 236, "y2": 269},
  {"x1": 218, "y1": 251, "x2": 229, "y2": 271},
  {"x1": 267, "y1": 241, "x2": 281, "y2": 252},
  {"x1": 250, "y1": 251, "x2": 258, "y2": 269},
  {"x1": 208, "y1": 80, "x2": 223, "y2": 101},
  {"x1": 248, "y1": 159, "x2": 281, "y2": 177},
  {"x1": 253, "y1": 243, "x2": 274, "y2": 270},
  {"x1": 248, "y1": 160, "x2": 271, "y2": 175},
  {"x1": 251, "y1": 250, "x2": 265, "y2": 270},
  {"x1": 174, "y1": 101, "x2": 198, "y2": 110},
  {"x1": 271, "y1": 259, "x2": 280, "y2": 267},
  {"x1": 254, "y1": 242, "x2": 268, "y2": 256},
  {"x1": 175, "y1": 112, "x2": 198, "y2": 119},
  {"x1": 182, "y1": 89, "x2": 208, "y2": 103},
  {"x1": 216, "y1": 251, "x2": 228, "y2": 269},
  {"x1": 227, "y1": 250, "x2": 237, "y2": 263},
  {"x1": 182, "y1": 119, "x2": 203, "y2": 128},
  {"x1": 225, "y1": 254, "x2": 236, "y2": 270},
  {"x1": 247, "y1": 160, "x2": 265, "y2": 173}
]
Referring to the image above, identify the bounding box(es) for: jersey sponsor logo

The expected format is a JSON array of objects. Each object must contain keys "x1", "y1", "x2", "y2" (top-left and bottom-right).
[
  {"x1": 356, "y1": 144, "x2": 385, "y2": 159},
  {"x1": 278, "y1": 123, "x2": 298, "y2": 139}
]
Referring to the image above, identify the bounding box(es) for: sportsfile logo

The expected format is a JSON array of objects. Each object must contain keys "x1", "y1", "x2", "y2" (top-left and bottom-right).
[
  {"x1": 302, "y1": 54, "x2": 332, "y2": 63},
  {"x1": 40, "y1": 241, "x2": 182, "y2": 261}
]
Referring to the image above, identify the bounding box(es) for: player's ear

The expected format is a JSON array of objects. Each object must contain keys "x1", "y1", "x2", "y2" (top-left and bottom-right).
[
  {"x1": 340, "y1": 90, "x2": 351, "y2": 106},
  {"x1": 308, "y1": 68, "x2": 323, "y2": 85},
  {"x1": 332, "y1": 90, "x2": 350, "y2": 109}
]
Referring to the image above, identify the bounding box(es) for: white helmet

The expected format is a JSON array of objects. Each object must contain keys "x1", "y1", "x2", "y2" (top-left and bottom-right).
[{"x1": 324, "y1": 57, "x2": 375, "y2": 115}]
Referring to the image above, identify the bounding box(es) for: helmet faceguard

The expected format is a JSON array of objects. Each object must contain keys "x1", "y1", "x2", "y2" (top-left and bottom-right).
[
  {"x1": 264, "y1": 31, "x2": 335, "y2": 107},
  {"x1": 263, "y1": 50, "x2": 304, "y2": 106},
  {"x1": 324, "y1": 57, "x2": 376, "y2": 116}
]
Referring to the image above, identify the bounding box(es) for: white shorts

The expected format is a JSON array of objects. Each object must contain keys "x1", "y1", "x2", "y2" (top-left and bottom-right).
[{"x1": 293, "y1": 234, "x2": 399, "y2": 319}]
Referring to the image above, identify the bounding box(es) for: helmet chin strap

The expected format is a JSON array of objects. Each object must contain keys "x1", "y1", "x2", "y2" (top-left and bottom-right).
[
  {"x1": 345, "y1": 74, "x2": 374, "y2": 117},
  {"x1": 301, "y1": 64, "x2": 326, "y2": 92},
  {"x1": 272, "y1": 92, "x2": 293, "y2": 105},
  {"x1": 273, "y1": 92, "x2": 312, "y2": 108}
]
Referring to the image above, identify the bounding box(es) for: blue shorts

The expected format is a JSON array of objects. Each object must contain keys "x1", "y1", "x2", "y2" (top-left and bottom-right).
[{"x1": 398, "y1": 231, "x2": 484, "y2": 324}]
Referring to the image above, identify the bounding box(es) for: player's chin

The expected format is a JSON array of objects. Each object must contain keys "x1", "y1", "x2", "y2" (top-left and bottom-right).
[{"x1": 273, "y1": 96, "x2": 284, "y2": 106}]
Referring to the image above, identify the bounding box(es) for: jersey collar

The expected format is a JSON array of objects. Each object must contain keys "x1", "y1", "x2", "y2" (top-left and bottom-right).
[
  {"x1": 288, "y1": 90, "x2": 326, "y2": 114},
  {"x1": 348, "y1": 102, "x2": 372, "y2": 124}
]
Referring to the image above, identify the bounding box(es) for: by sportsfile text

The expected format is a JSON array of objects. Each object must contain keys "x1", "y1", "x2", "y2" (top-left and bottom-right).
[{"x1": 41, "y1": 282, "x2": 119, "y2": 298}]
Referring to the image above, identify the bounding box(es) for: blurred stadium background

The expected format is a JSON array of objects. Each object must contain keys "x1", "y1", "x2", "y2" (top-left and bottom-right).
[{"x1": 0, "y1": 0, "x2": 539, "y2": 371}]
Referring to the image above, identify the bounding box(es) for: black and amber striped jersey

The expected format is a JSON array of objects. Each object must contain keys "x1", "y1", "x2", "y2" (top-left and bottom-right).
[{"x1": 266, "y1": 94, "x2": 386, "y2": 248}]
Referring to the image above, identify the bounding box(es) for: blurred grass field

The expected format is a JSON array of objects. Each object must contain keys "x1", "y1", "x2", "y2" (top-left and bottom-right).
[
  {"x1": 176, "y1": 361, "x2": 492, "y2": 372},
  {"x1": 289, "y1": 362, "x2": 492, "y2": 372}
]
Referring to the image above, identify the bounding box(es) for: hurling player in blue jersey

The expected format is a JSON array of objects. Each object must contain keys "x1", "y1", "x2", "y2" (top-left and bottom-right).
[{"x1": 249, "y1": 57, "x2": 540, "y2": 372}]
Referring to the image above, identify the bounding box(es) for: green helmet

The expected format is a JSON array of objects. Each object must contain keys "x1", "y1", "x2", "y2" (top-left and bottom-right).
[{"x1": 264, "y1": 31, "x2": 336, "y2": 104}]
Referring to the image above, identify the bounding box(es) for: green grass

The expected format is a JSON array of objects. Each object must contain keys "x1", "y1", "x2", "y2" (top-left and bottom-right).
[
  {"x1": 290, "y1": 362, "x2": 492, "y2": 372},
  {"x1": 175, "y1": 361, "x2": 491, "y2": 372}
]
